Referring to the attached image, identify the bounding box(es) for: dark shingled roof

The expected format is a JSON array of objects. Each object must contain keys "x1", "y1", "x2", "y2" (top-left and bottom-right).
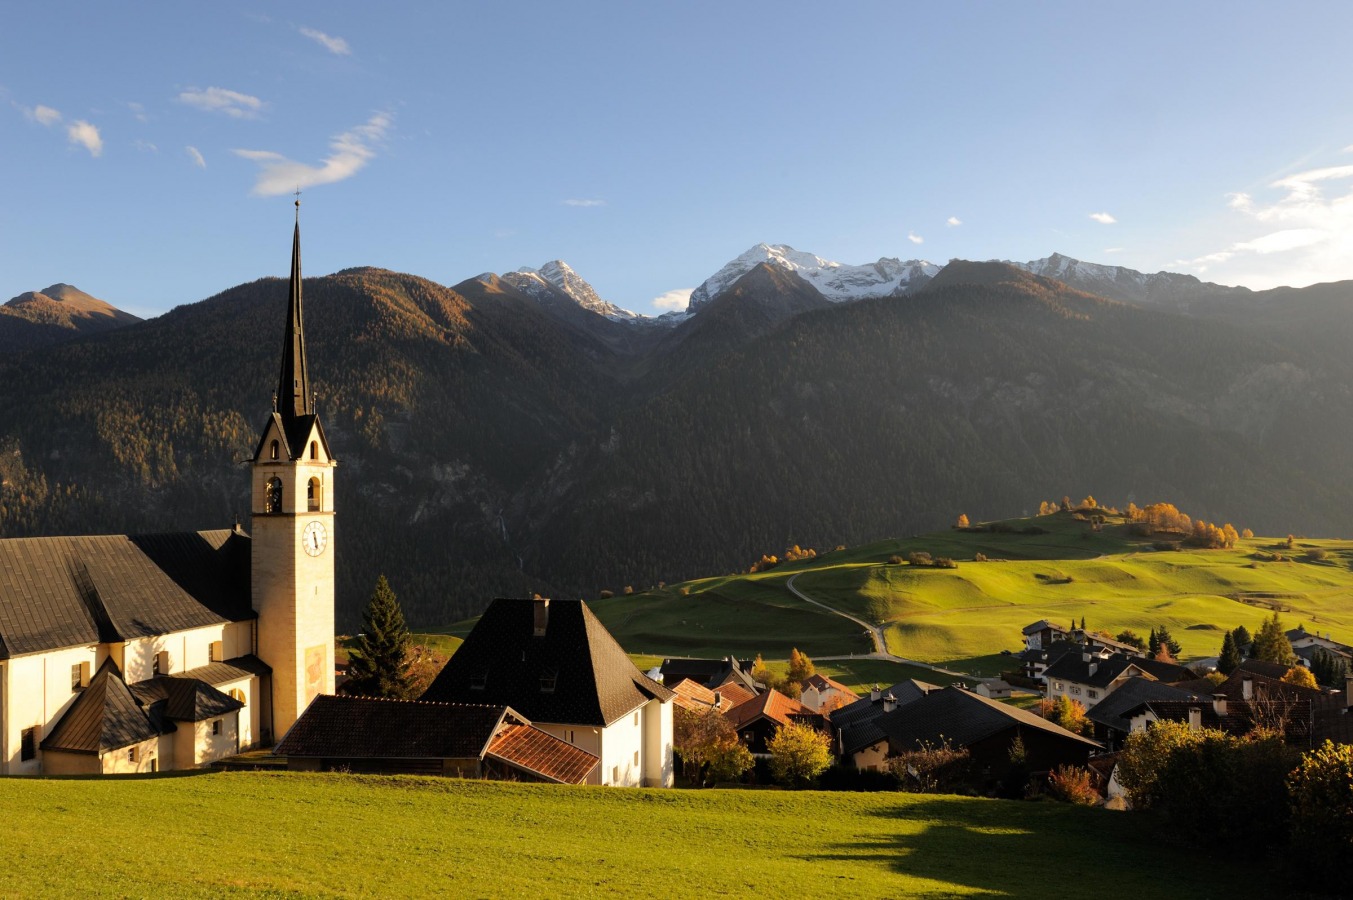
[
  {"x1": 128, "y1": 677, "x2": 243, "y2": 723},
  {"x1": 1124, "y1": 698, "x2": 1314, "y2": 742},
  {"x1": 1086, "y1": 677, "x2": 1200, "y2": 734},
  {"x1": 41, "y1": 659, "x2": 160, "y2": 755},
  {"x1": 0, "y1": 529, "x2": 253, "y2": 658},
  {"x1": 173, "y1": 655, "x2": 272, "y2": 687},
  {"x1": 421, "y1": 599, "x2": 673, "y2": 727},
  {"x1": 830, "y1": 680, "x2": 938, "y2": 730},
  {"x1": 1042, "y1": 651, "x2": 1190, "y2": 690},
  {"x1": 276, "y1": 694, "x2": 512, "y2": 760},
  {"x1": 659, "y1": 657, "x2": 759, "y2": 692},
  {"x1": 876, "y1": 686, "x2": 1103, "y2": 752},
  {"x1": 274, "y1": 695, "x2": 599, "y2": 784}
]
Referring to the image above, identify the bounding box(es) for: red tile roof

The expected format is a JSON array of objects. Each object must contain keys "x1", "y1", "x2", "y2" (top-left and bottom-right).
[
  {"x1": 726, "y1": 689, "x2": 809, "y2": 730},
  {"x1": 802, "y1": 673, "x2": 858, "y2": 697},
  {"x1": 486, "y1": 724, "x2": 598, "y2": 784},
  {"x1": 713, "y1": 683, "x2": 755, "y2": 708},
  {"x1": 671, "y1": 678, "x2": 728, "y2": 713}
]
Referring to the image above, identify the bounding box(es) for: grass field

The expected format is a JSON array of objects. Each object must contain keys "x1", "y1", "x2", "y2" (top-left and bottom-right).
[
  {"x1": 582, "y1": 511, "x2": 1353, "y2": 672},
  {"x1": 0, "y1": 771, "x2": 1278, "y2": 898}
]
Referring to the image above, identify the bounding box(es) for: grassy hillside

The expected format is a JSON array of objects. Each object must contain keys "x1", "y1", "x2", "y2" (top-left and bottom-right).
[
  {"x1": 0, "y1": 772, "x2": 1278, "y2": 898},
  {"x1": 581, "y1": 510, "x2": 1353, "y2": 676}
]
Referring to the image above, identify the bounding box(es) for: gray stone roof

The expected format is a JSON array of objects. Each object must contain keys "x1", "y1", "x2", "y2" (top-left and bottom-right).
[
  {"x1": 41, "y1": 659, "x2": 162, "y2": 754},
  {"x1": 0, "y1": 529, "x2": 253, "y2": 658},
  {"x1": 1085, "y1": 676, "x2": 1199, "y2": 734},
  {"x1": 876, "y1": 686, "x2": 1102, "y2": 752}
]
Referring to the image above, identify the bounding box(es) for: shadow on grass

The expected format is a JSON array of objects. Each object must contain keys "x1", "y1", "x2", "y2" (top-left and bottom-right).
[{"x1": 795, "y1": 797, "x2": 1278, "y2": 899}]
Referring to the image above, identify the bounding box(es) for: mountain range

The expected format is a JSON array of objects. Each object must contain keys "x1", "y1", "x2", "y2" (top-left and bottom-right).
[{"x1": 2, "y1": 247, "x2": 1351, "y2": 629}]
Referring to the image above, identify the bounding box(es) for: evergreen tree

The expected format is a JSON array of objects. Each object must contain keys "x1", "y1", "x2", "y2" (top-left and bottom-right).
[
  {"x1": 1231, "y1": 626, "x2": 1252, "y2": 656},
  {"x1": 1148, "y1": 627, "x2": 1161, "y2": 658},
  {"x1": 1251, "y1": 612, "x2": 1297, "y2": 666},
  {"x1": 1218, "y1": 632, "x2": 1242, "y2": 675},
  {"x1": 343, "y1": 575, "x2": 414, "y2": 699},
  {"x1": 1079, "y1": 616, "x2": 1086, "y2": 631},
  {"x1": 1153, "y1": 625, "x2": 1183, "y2": 658}
]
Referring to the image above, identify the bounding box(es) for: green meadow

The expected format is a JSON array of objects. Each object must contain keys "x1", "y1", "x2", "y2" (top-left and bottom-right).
[
  {"x1": 577, "y1": 511, "x2": 1353, "y2": 675},
  {"x1": 0, "y1": 772, "x2": 1278, "y2": 898}
]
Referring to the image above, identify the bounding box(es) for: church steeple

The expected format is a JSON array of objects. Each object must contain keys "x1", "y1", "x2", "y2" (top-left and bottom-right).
[{"x1": 276, "y1": 199, "x2": 313, "y2": 422}]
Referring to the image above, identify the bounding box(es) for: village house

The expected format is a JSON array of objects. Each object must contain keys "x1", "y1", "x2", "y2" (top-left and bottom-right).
[
  {"x1": 274, "y1": 694, "x2": 598, "y2": 783},
  {"x1": 657, "y1": 656, "x2": 761, "y2": 693},
  {"x1": 1042, "y1": 650, "x2": 1192, "y2": 709},
  {"x1": 724, "y1": 688, "x2": 822, "y2": 756},
  {"x1": 421, "y1": 597, "x2": 675, "y2": 787},
  {"x1": 669, "y1": 678, "x2": 735, "y2": 714},
  {"x1": 0, "y1": 214, "x2": 333, "y2": 775},
  {"x1": 1084, "y1": 676, "x2": 1200, "y2": 750},
  {"x1": 1021, "y1": 620, "x2": 1068, "y2": 651},
  {"x1": 831, "y1": 680, "x2": 939, "y2": 770},
  {"x1": 869, "y1": 686, "x2": 1102, "y2": 780},
  {"x1": 798, "y1": 673, "x2": 858, "y2": 712}
]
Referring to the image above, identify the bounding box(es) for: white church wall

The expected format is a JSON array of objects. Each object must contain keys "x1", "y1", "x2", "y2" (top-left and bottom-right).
[
  {"x1": 193, "y1": 711, "x2": 240, "y2": 766},
  {"x1": 122, "y1": 622, "x2": 248, "y2": 684},
  {"x1": 641, "y1": 698, "x2": 674, "y2": 787},
  {"x1": 599, "y1": 706, "x2": 646, "y2": 787},
  {"x1": 1, "y1": 645, "x2": 98, "y2": 775}
]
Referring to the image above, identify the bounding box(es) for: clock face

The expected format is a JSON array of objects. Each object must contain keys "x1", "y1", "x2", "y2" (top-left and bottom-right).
[{"x1": 302, "y1": 520, "x2": 328, "y2": 557}]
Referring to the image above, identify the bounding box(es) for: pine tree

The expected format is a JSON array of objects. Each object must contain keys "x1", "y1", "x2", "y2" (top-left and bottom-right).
[
  {"x1": 1152, "y1": 625, "x2": 1182, "y2": 658},
  {"x1": 1251, "y1": 612, "x2": 1297, "y2": 666},
  {"x1": 1079, "y1": 616, "x2": 1086, "y2": 631},
  {"x1": 1231, "y1": 626, "x2": 1252, "y2": 655},
  {"x1": 1218, "y1": 632, "x2": 1241, "y2": 675},
  {"x1": 343, "y1": 575, "x2": 414, "y2": 699},
  {"x1": 1148, "y1": 627, "x2": 1161, "y2": 658}
]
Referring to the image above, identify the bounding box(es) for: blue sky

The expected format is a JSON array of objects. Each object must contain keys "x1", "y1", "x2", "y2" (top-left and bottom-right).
[{"x1": 5, "y1": 2, "x2": 1353, "y2": 318}]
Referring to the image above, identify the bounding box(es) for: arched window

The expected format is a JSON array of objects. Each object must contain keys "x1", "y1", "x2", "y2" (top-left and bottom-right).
[
  {"x1": 310, "y1": 440, "x2": 319, "y2": 460},
  {"x1": 307, "y1": 477, "x2": 321, "y2": 512},
  {"x1": 228, "y1": 688, "x2": 246, "y2": 707},
  {"x1": 269, "y1": 440, "x2": 279, "y2": 461},
  {"x1": 265, "y1": 477, "x2": 283, "y2": 514}
]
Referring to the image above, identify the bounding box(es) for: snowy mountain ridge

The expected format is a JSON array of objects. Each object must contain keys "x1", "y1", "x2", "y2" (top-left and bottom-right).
[{"x1": 688, "y1": 243, "x2": 940, "y2": 309}]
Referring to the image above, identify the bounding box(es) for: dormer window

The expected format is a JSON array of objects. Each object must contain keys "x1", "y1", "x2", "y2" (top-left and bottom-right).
[
  {"x1": 270, "y1": 440, "x2": 279, "y2": 461},
  {"x1": 470, "y1": 672, "x2": 487, "y2": 690},
  {"x1": 540, "y1": 670, "x2": 558, "y2": 693}
]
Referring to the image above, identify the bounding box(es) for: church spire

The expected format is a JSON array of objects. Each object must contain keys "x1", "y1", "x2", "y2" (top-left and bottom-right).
[{"x1": 276, "y1": 196, "x2": 313, "y2": 422}]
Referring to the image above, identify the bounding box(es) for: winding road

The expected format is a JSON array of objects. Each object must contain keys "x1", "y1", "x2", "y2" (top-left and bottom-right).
[{"x1": 784, "y1": 573, "x2": 972, "y2": 680}]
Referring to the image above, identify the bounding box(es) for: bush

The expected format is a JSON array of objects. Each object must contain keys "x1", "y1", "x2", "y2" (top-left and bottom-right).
[
  {"x1": 887, "y1": 554, "x2": 904, "y2": 565},
  {"x1": 1046, "y1": 765, "x2": 1100, "y2": 805},
  {"x1": 598, "y1": 589, "x2": 614, "y2": 599},
  {"x1": 887, "y1": 740, "x2": 972, "y2": 794},
  {"x1": 767, "y1": 722, "x2": 832, "y2": 788},
  {"x1": 1152, "y1": 541, "x2": 1181, "y2": 552},
  {"x1": 974, "y1": 552, "x2": 988, "y2": 562},
  {"x1": 934, "y1": 557, "x2": 958, "y2": 569},
  {"x1": 1305, "y1": 547, "x2": 1329, "y2": 562},
  {"x1": 908, "y1": 551, "x2": 933, "y2": 566},
  {"x1": 1288, "y1": 741, "x2": 1353, "y2": 888}
]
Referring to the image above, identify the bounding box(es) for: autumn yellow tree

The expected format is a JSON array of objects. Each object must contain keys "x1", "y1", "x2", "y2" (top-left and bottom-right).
[
  {"x1": 1282, "y1": 666, "x2": 1318, "y2": 690},
  {"x1": 956, "y1": 513, "x2": 970, "y2": 528}
]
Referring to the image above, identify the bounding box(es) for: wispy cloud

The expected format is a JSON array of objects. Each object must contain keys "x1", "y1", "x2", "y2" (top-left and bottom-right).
[
  {"x1": 29, "y1": 104, "x2": 61, "y2": 126},
  {"x1": 67, "y1": 120, "x2": 102, "y2": 157},
  {"x1": 564, "y1": 198, "x2": 606, "y2": 208},
  {"x1": 127, "y1": 101, "x2": 148, "y2": 123},
  {"x1": 134, "y1": 139, "x2": 158, "y2": 153},
  {"x1": 178, "y1": 86, "x2": 265, "y2": 119},
  {"x1": 652, "y1": 288, "x2": 692, "y2": 312},
  {"x1": 232, "y1": 111, "x2": 392, "y2": 196},
  {"x1": 1174, "y1": 154, "x2": 1353, "y2": 287},
  {"x1": 946, "y1": 216, "x2": 962, "y2": 227},
  {"x1": 186, "y1": 145, "x2": 206, "y2": 168},
  {"x1": 907, "y1": 231, "x2": 924, "y2": 244},
  {"x1": 1089, "y1": 212, "x2": 1117, "y2": 224},
  {"x1": 300, "y1": 27, "x2": 351, "y2": 55},
  {"x1": 1103, "y1": 247, "x2": 1124, "y2": 254}
]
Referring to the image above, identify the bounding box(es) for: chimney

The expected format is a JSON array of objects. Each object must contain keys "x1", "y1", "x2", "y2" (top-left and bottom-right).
[
  {"x1": 883, "y1": 693, "x2": 897, "y2": 714},
  {"x1": 1212, "y1": 694, "x2": 1228, "y2": 717},
  {"x1": 1242, "y1": 676, "x2": 1254, "y2": 701},
  {"x1": 1187, "y1": 707, "x2": 1203, "y2": 732},
  {"x1": 1088, "y1": 662, "x2": 1098, "y2": 677},
  {"x1": 712, "y1": 691, "x2": 722, "y2": 710},
  {"x1": 533, "y1": 597, "x2": 550, "y2": 637},
  {"x1": 870, "y1": 684, "x2": 881, "y2": 703},
  {"x1": 1082, "y1": 652, "x2": 1092, "y2": 663}
]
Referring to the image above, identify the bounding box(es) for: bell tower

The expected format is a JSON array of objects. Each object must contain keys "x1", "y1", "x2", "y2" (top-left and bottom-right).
[{"x1": 251, "y1": 199, "x2": 336, "y2": 740}]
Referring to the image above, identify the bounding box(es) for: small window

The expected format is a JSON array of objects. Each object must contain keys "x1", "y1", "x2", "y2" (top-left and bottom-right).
[
  {"x1": 129, "y1": 746, "x2": 138, "y2": 763},
  {"x1": 265, "y1": 477, "x2": 283, "y2": 514},
  {"x1": 1054, "y1": 681, "x2": 1063, "y2": 691},
  {"x1": 71, "y1": 661, "x2": 90, "y2": 691},
  {"x1": 209, "y1": 641, "x2": 223, "y2": 663},
  {"x1": 310, "y1": 440, "x2": 319, "y2": 460},
  {"x1": 211, "y1": 720, "x2": 221, "y2": 736},
  {"x1": 633, "y1": 750, "x2": 639, "y2": 767},
  {"x1": 269, "y1": 440, "x2": 279, "y2": 461},
  {"x1": 564, "y1": 729, "x2": 574, "y2": 744},
  {"x1": 611, "y1": 765, "x2": 619, "y2": 784},
  {"x1": 1071, "y1": 686, "x2": 1081, "y2": 695},
  {"x1": 20, "y1": 728, "x2": 36, "y2": 762},
  {"x1": 470, "y1": 672, "x2": 487, "y2": 691},
  {"x1": 229, "y1": 688, "x2": 246, "y2": 707},
  {"x1": 153, "y1": 651, "x2": 169, "y2": 677},
  {"x1": 1088, "y1": 689, "x2": 1099, "y2": 700},
  {"x1": 633, "y1": 712, "x2": 639, "y2": 727},
  {"x1": 540, "y1": 670, "x2": 557, "y2": 693}
]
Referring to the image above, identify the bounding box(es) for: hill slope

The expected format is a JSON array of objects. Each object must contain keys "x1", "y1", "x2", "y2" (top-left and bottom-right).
[{"x1": 0, "y1": 283, "x2": 141, "y2": 352}]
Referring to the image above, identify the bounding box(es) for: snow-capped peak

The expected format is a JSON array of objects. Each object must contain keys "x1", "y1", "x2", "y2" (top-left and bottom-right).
[
  {"x1": 507, "y1": 260, "x2": 644, "y2": 322},
  {"x1": 689, "y1": 243, "x2": 939, "y2": 308}
]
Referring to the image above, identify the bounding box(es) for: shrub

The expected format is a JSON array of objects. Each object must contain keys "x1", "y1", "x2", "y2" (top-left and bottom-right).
[
  {"x1": 887, "y1": 554, "x2": 904, "y2": 565},
  {"x1": 767, "y1": 722, "x2": 832, "y2": 788},
  {"x1": 678, "y1": 586, "x2": 690, "y2": 596},
  {"x1": 1288, "y1": 741, "x2": 1353, "y2": 888},
  {"x1": 887, "y1": 739, "x2": 972, "y2": 794},
  {"x1": 1046, "y1": 765, "x2": 1100, "y2": 805},
  {"x1": 623, "y1": 585, "x2": 635, "y2": 595},
  {"x1": 908, "y1": 551, "x2": 933, "y2": 566},
  {"x1": 974, "y1": 552, "x2": 988, "y2": 562},
  {"x1": 1152, "y1": 541, "x2": 1181, "y2": 552},
  {"x1": 598, "y1": 589, "x2": 614, "y2": 599},
  {"x1": 934, "y1": 557, "x2": 957, "y2": 569},
  {"x1": 1305, "y1": 548, "x2": 1329, "y2": 562}
]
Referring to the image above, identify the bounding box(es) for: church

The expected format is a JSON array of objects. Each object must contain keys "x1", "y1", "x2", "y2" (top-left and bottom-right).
[{"x1": 0, "y1": 208, "x2": 336, "y2": 774}]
